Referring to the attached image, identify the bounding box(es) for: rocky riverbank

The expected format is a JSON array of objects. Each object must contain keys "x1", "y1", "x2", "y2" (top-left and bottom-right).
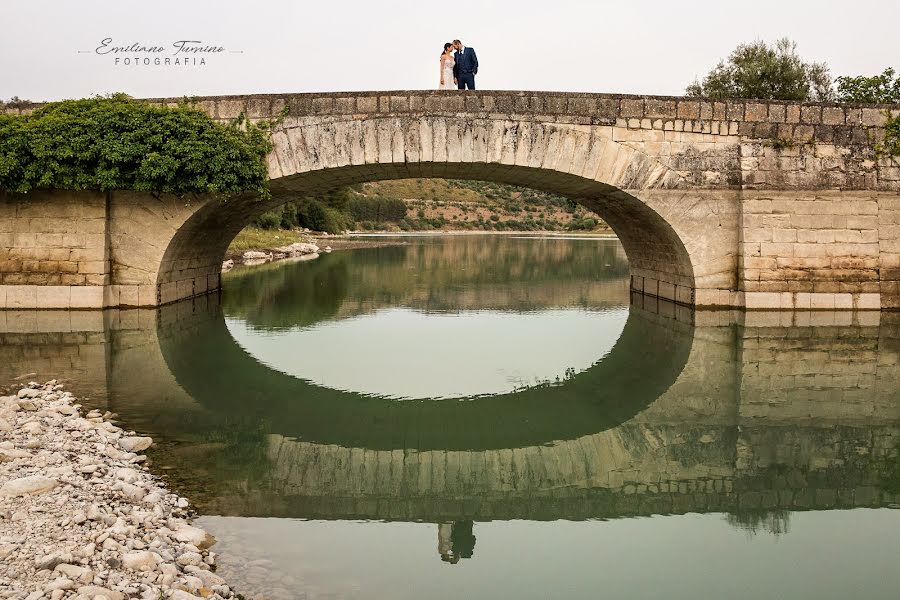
[{"x1": 0, "y1": 382, "x2": 235, "y2": 600}]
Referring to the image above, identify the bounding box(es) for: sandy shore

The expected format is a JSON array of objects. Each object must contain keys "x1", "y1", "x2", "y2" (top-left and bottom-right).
[{"x1": 0, "y1": 382, "x2": 236, "y2": 600}]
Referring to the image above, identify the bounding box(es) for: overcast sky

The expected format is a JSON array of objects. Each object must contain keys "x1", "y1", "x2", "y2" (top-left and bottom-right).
[{"x1": 2, "y1": 0, "x2": 898, "y2": 101}]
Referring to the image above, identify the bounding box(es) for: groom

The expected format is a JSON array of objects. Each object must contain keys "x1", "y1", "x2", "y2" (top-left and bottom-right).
[{"x1": 452, "y1": 39, "x2": 478, "y2": 90}]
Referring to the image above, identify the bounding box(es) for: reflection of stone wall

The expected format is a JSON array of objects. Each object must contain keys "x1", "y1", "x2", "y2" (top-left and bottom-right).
[
  {"x1": 1, "y1": 301, "x2": 898, "y2": 523},
  {"x1": 738, "y1": 314, "x2": 900, "y2": 423},
  {"x1": 193, "y1": 306, "x2": 899, "y2": 520},
  {"x1": 0, "y1": 310, "x2": 109, "y2": 403},
  {"x1": 202, "y1": 418, "x2": 898, "y2": 521}
]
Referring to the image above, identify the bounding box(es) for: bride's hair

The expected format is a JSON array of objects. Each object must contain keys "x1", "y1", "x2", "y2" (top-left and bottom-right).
[{"x1": 442, "y1": 42, "x2": 452, "y2": 57}]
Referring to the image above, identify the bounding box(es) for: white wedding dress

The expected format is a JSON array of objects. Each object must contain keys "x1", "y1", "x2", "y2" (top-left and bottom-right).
[{"x1": 440, "y1": 56, "x2": 455, "y2": 90}]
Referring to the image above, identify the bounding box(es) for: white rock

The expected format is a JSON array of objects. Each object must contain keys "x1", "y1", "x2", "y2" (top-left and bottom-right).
[
  {"x1": 181, "y1": 575, "x2": 204, "y2": 591},
  {"x1": 166, "y1": 590, "x2": 204, "y2": 600},
  {"x1": 272, "y1": 242, "x2": 320, "y2": 256},
  {"x1": 241, "y1": 250, "x2": 272, "y2": 260},
  {"x1": 113, "y1": 481, "x2": 146, "y2": 502},
  {"x1": 77, "y1": 586, "x2": 124, "y2": 600},
  {"x1": 121, "y1": 550, "x2": 159, "y2": 572},
  {"x1": 1, "y1": 475, "x2": 58, "y2": 496},
  {"x1": 171, "y1": 525, "x2": 216, "y2": 550},
  {"x1": 80, "y1": 542, "x2": 96, "y2": 557},
  {"x1": 17, "y1": 388, "x2": 39, "y2": 399},
  {"x1": 21, "y1": 421, "x2": 42, "y2": 434},
  {"x1": 36, "y1": 551, "x2": 72, "y2": 570},
  {"x1": 118, "y1": 436, "x2": 152, "y2": 453},
  {"x1": 0, "y1": 543, "x2": 16, "y2": 559},
  {"x1": 0, "y1": 448, "x2": 30, "y2": 460},
  {"x1": 115, "y1": 467, "x2": 140, "y2": 483},
  {"x1": 101, "y1": 538, "x2": 120, "y2": 551},
  {"x1": 55, "y1": 563, "x2": 94, "y2": 583},
  {"x1": 141, "y1": 491, "x2": 163, "y2": 504},
  {"x1": 0, "y1": 418, "x2": 11, "y2": 431},
  {"x1": 188, "y1": 568, "x2": 226, "y2": 588},
  {"x1": 45, "y1": 577, "x2": 76, "y2": 591},
  {"x1": 176, "y1": 551, "x2": 203, "y2": 567}
]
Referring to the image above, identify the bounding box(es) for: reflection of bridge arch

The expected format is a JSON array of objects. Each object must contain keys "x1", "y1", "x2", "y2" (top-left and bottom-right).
[{"x1": 158, "y1": 302, "x2": 693, "y2": 451}]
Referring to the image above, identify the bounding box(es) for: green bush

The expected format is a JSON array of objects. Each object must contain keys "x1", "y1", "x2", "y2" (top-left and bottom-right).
[
  {"x1": 0, "y1": 93, "x2": 274, "y2": 196},
  {"x1": 347, "y1": 196, "x2": 407, "y2": 222},
  {"x1": 255, "y1": 211, "x2": 282, "y2": 230}
]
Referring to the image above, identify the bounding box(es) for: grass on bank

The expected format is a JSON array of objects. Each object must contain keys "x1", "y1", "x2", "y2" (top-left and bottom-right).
[{"x1": 227, "y1": 227, "x2": 312, "y2": 254}]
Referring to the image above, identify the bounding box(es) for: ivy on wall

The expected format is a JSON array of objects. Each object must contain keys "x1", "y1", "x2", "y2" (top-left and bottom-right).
[
  {"x1": 0, "y1": 93, "x2": 279, "y2": 197},
  {"x1": 882, "y1": 113, "x2": 900, "y2": 157}
]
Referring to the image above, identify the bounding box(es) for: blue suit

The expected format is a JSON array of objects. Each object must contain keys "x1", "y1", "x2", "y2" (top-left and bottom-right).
[{"x1": 453, "y1": 47, "x2": 478, "y2": 90}]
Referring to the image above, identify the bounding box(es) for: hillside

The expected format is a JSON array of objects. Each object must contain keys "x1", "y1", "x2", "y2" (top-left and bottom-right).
[
  {"x1": 249, "y1": 179, "x2": 609, "y2": 234},
  {"x1": 355, "y1": 179, "x2": 608, "y2": 232}
]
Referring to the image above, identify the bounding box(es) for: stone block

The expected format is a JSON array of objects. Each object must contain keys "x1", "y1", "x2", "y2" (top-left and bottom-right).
[
  {"x1": 645, "y1": 99, "x2": 676, "y2": 119},
  {"x1": 822, "y1": 107, "x2": 845, "y2": 125},
  {"x1": 6, "y1": 285, "x2": 37, "y2": 308},
  {"x1": 70, "y1": 286, "x2": 103, "y2": 309},
  {"x1": 216, "y1": 100, "x2": 244, "y2": 119},
  {"x1": 726, "y1": 100, "x2": 744, "y2": 121},
  {"x1": 800, "y1": 105, "x2": 821, "y2": 124},
  {"x1": 357, "y1": 96, "x2": 378, "y2": 113},
  {"x1": 620, "y1": 99, "x2": 643, "y2": 118},
  {"x1": 809, "y1": 293, "x2": 836, "y2": 309},
  {"x1": 245, "y1": 98, "x2": 271, "y2": 119},
  {"x1": 768, "y1": 104, "x2": 786, "y2": 123},
  {"x1": 861, "y1": 108, "x2": 885, "y2": 127},
  {"x1": 745, "y1": 292, "x2": 782, "y2": 309},
  {"x1": 745, "y1": 103, "x2": 768, "y2": 122},
  {"x1": 677, "y1": 101, "x2": 700, "y2": 120},
  {"x1": 856, "y1": 293, "x2": 881, "y2": 310}
]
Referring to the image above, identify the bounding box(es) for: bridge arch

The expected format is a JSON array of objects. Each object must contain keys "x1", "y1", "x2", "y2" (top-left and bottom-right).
[{"x1": 155, "y1": 114, "x2": 739, "y2": 307}]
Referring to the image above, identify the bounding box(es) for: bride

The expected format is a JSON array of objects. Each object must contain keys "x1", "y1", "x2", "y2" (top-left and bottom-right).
[{"x1": 439, "y1": 43, "x2": 455, "y2": 90}]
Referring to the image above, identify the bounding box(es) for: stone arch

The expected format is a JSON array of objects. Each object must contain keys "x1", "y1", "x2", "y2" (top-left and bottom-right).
[{"x1": 155, "y1": 116, "x2": 737, "y2": 306}]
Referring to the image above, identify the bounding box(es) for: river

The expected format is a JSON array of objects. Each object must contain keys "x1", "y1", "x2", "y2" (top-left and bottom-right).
[{"x1": 1, "y1": 235, "x2": 898, "y2": 599}]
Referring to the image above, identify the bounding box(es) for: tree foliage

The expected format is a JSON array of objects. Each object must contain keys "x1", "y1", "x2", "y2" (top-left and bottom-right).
[
  {"x1": 0, "y1": 93, "x2": 274, "y2": 196},
  {"x1": 254, "y1": 189, "x2": 354, "y2": 234},
  {"x1": 835, "y1": 68, "x2": 900, "y2": 104},
  {"x1": 347, "y1": 196, "x2": 407, "y2": 222},
  {"x1": 686, "y1": 38, "x2": 832, "y2": 101}
]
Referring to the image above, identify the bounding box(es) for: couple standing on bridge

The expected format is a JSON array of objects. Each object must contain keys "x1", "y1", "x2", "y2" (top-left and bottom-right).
[{"x1": 439, "y1": 40, "x2": 478, "y2": 90}]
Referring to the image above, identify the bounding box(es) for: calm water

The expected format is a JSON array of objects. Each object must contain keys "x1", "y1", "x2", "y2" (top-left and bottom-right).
[{"x1": 1, "y1": 235, "x2": 899, "y2": 600}]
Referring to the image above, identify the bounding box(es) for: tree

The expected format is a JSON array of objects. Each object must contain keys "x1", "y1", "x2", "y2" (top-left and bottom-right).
[
  {"x1": 686, "y1": 38, "x2": 832, "y2": 101},
  {"x1": 835, "y1": 68, "x2": 900, "y2": 104}
]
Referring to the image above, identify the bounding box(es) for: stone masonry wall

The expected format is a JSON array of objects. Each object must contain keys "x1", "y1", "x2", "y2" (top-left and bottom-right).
[{"x1": 0, "y1": 190, "x2": 109, "y2": 308}]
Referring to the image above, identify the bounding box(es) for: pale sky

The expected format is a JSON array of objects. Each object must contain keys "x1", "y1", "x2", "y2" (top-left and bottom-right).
[{"x1": 2, "y1": 0, "x2": 898, "y2": 102}]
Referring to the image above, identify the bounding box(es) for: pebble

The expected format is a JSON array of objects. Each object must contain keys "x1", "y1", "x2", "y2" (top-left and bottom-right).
[
  {"x1": 0, "y1": 475, "x2": 58, "y2": 497},
  {"x1": 0, "y1": 382, "x2": 239, "y2": 600}
]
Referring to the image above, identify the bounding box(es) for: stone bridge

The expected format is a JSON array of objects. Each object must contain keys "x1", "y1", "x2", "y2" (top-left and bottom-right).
[{"x1": 2, "y1": 90, "x2": 900, "y2": 310}]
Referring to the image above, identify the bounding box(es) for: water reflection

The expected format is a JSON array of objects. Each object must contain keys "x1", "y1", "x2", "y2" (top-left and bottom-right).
[{"x1": 1, "y1": 236, "x2": 899, "y2": 600}]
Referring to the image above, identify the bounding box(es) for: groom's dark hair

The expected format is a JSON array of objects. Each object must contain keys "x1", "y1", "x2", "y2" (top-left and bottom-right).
[{"x1": 453, "y1": 39, "x2": 462, "y2": 45}]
